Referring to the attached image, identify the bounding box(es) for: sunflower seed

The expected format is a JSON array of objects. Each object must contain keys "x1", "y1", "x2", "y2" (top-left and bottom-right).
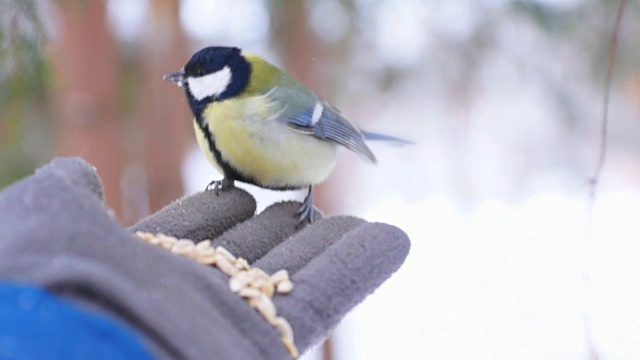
[
  {"x1": 215, "y1": 253, "x2": 239, "y2": 276},
  {"x1": 229, "y1": 271, "x2": 251, "y2": 292},
  {"x1": 238, "y1": 287, "x2": 261, "y2": 299},
  {"x1": 157, "y1": 234, "x2": 178, "y2": 249},
  {"x1": 259, "y1": 282, "x2": 275, "y2": 298},
  {"x1": 251, "y1": 294, "x2": 277, "y2": 323},
  {"x1": 195, "y1": 240, "x2": 211, "y2": 250},
  {"x1": 215, "y1": 246, "x2": 237, "y2": 262},
  {"x1": 274, "y1": 317, "x2": 298, "y2": 357},
  {"x1": 270, "y1": 269, "x2": 289, "y2": 284},
  {"x1": 276, "y1": 280, "x2": 294, "y2": 294},
  {"x1": 195, "y1": 254, "x2": 216, "y2": 265},
  {"x1": 171, "y1": 239, "x2": 195, "y2": 255}
]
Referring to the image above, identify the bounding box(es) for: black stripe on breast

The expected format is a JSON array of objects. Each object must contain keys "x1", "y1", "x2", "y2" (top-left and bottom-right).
[
  {"x1": 192, "y1": 116, "x2": 303, "y2": 191},
  {"x1": 193, "y1": 117, "x2": 251, "y2": 183}
]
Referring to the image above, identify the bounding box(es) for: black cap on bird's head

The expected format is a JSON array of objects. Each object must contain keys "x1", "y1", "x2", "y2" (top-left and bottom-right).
[{"x1": 163, "y1": 46, "x2": 251, "y2": 117}]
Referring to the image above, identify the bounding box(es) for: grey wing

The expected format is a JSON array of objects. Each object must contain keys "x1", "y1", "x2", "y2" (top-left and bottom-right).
[{"x1": 270, "y1": 87, "x2": 376, "y2": 163}]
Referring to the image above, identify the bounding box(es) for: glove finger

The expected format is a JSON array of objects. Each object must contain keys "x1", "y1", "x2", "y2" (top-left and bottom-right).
[
  {"x1": 0, "y1": 158, "x2": 106, "y2": 253},
  {"x1": 0, "y1": 157, "x2": 105, "y2": 204},
  {"x1": 129, "y1": 188, "x2": 256, "y2": 241},
  {"x1": 252, "y1": 216, "x2": 365, "y2": 275},
  {"x1": 273, "y1": 222, "x2": 410, "y2": 352},
  {"x1": 211, "y1": 201, "x2": 325, "y2": 264},
  {"x1": 211, "y1": 201, "x2": 301, "y2": 263},
  {"x1": 48, "y1": 157, "x2": 105, "y2": 200}
]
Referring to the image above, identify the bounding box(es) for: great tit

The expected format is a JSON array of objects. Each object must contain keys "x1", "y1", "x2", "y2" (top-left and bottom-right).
[{"x1": 164, "y1": 46, "x2": 407, "y2": 223}]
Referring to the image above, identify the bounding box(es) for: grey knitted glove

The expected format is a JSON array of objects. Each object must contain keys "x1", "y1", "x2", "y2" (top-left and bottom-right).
[{"x1": 0, "y1": 157, "x2": 410, "y2": 359}]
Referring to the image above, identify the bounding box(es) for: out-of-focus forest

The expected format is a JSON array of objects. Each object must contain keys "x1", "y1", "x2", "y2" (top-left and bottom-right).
[
  {"x1": 4, "y1": 0, "x2": 639, "y2": 222},
  {"x1": 2, "y1": 0, "x2": 640, "y2": 359}
]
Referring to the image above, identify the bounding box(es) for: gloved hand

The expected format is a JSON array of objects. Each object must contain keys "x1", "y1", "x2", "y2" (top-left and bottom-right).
[{"x1": 0, "y1": 157, "x2": 410, "y2": 359}]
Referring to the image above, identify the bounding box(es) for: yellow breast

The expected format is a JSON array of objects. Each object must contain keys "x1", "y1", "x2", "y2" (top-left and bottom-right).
[{"x1": 196, "y1": 95, "x2": 337, "y2": 188}]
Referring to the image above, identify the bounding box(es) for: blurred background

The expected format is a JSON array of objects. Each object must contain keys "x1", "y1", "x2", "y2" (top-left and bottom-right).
[{"x1": 2, "y1": 0, "x2": 640, "y2": 359}]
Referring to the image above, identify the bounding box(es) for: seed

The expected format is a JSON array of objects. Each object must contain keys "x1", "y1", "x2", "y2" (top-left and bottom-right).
[
  {"x1": 157, "y1": 234, "x2": 178, "y2": 249},
  {"x1": 229, "y1": 271, "x2": 251, "y2": 292},
  {"x1": 235, "y1": 258, "x2": 250, "y2": 271},
  {"x1": 196, "y1": 254, "x2": 216, "y2": 265},
  {"x1": 273, "y1": 317, "x2": 298, "y2": 357},
  {"x1": 184, "y1": 240, "x2": 201, "y2": 257},
  {"x1": 270, "y1": 269, "x2": 289, "y2": 284},
  {"x1": 251, "y1": 294, "x2": 277, "y2": 324},
  {"x1": 196, "y1": 240, "x2": 211, "y2": 250},
  {"x1": 215, "y1": 246, "x2": 237, "y2": 262},
  {"x1": 273, "y1": 317, "x2": 294, "y2": 342},
  {"x1": 249, "y1": 275, "x2": 268, "y2": 288},
  {"x1": 171, "y1": 239, "x2": 195, "y2": 255},
  {"x1": 260, "y1": 282, "x2": 275, "y2": 298},
  {"x1": 248, "y1": 267, "x2": 270, "y2": 282},
  {"x1": 135, "y1": 231, "x2": 154, "y2": 242},
  {"x1": 238, "y1": 287, "x2": 261, "y2": 299},
  {"x1": 215, "y1": 254, "x2": 239, "y2": 276},
  {"x1": 276, "y1": 280, "x2": 294, "y2": 294},
  {"x1": 282, "y1": 337, "x2": 299, "y2": 358},
  {"x1": 196, "y1": 247, "x2": 215, "y2": 257}
]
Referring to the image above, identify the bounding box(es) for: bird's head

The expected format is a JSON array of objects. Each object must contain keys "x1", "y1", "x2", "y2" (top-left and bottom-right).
[{"x1": 164, "y1": 46, "x2": 251, "y2": 115}]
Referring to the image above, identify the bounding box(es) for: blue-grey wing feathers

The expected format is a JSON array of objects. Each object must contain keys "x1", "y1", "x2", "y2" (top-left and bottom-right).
[
  {"x1": 271, "y1": 86, "x2": 377, "y2": 163},
  {"x1": 267, "y1": 85, "x2": 412, "y2": 163},
  {"x1": 310, "y1": 103, "x2": 376, "y2": 163},
  {"x1": 361, "y1": 131, "x2": 413, "y2": 146}
]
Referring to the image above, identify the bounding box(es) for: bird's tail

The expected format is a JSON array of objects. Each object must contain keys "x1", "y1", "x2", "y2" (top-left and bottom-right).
[{"x1": 362, "y1": 131, "x2": 414, "y2": 146}]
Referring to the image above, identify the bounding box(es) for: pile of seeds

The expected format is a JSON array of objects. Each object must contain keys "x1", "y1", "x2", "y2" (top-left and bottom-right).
[{"x1": 135, "y1": 231, "x2": 299, "y2": 358}]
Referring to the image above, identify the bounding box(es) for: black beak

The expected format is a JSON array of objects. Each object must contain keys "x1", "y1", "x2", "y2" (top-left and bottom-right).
[{"x1": 163, "y1": 71, "x2": 185, "y2": 88}]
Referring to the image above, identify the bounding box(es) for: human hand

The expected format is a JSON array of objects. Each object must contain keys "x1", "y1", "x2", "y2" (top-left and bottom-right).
[{"x1": 0, "y1": 157, "x2": 410, "y2": 359}]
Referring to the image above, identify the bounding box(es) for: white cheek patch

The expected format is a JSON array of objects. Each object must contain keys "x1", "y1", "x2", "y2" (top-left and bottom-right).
[
  {"x1": 311, "y1": 101, "x2": 323, "y2": 125},
  {"x1": 187, "y1": 66, "x2": 232, "y2": 101}
]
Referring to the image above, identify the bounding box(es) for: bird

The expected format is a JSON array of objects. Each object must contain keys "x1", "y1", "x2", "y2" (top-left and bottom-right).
[{"x1": 163, "y1": 46, "x2": 409, "y2": 224}]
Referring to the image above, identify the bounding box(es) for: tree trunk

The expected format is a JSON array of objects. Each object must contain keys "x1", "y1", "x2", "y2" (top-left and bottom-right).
[
  {"x1": 49, "y1": 0, "x2": 124, "y2": 218},
  {"x1": 138, "y1": 0, "x2": 191, "y2": 214}
]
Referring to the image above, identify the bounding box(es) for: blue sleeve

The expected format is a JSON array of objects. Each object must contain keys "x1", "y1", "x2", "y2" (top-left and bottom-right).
[{"x1": 0, "y1": 283, "x2": 154, "y2": 360}]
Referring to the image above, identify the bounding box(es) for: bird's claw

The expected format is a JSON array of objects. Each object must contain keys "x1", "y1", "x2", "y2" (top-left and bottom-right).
[
  {"x1": 297, "y1": 186, "x2": 315, "y2": 225},
  {"x1": 205, "y1": 178, "x2": 234, "y2": 196}
]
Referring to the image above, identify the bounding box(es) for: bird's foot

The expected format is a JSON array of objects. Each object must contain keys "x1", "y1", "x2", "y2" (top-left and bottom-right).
[
  {"x1": 296, "y1": 186, "x2": 315, "y2": 225},
  {"x1": 205, "y1": 178, "x2": 235, "y2": 196}
]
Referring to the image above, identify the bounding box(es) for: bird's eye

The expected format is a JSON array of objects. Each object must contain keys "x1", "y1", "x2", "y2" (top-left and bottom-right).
[{"x1": 197, "y1": 69, "x2": 204, "y2": 76}]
